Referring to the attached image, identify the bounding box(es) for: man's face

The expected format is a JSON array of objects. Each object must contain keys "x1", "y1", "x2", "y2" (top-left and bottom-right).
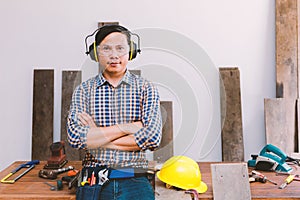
[{"x1": 97, "y1": 32, "x2": 129, "y2": 76}]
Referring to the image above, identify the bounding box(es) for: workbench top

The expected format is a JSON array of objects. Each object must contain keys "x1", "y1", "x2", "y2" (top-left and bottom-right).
[{"x1": 1, "y1": 161, "x2": 300, "y2": 200}]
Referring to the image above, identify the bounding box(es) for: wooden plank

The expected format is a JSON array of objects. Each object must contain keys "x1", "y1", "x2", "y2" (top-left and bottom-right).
[
  {"x1": 264, "y1": 98, "x2": 296, "y2": 155},
  {"x1": 297, "y1": 99, "x2": 300, "y2": 151},
  {"x1": 298, "y1": 0, "x2": 300, "y2": 98},
  {"x1": 32, "y1": 70, "x2": 54, "y2": 160},
  {"x1": 219, "y1": 67, "x2": 244, "y2": 161},
  {"x1": 98, "y1": 21, "x2": 119, "y2": 28},
  {"x1": 129, "y1": 69, "x2": 141, "y2": 76},
  {"x1": 154, "y1": 101, "x2": 173, "y2": 164},
  {"x1": 276, "y1": 0, "x2": 298, "y2": 99},
  {"x1": 60, "y1": 70, "x2": 83, "y2": 161},
  {"x1": 211, "y1": 163, "x2": 251, "y2": 200}
]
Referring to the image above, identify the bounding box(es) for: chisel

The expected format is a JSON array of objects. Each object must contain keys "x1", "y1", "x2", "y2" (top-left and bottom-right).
[{"x1": 279, "y1": 174, "x2": 295, "y2": 189}]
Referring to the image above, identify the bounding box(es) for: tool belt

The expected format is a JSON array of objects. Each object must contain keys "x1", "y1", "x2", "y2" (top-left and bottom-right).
[{"x1": 76, "y1": 166, "x2": 155, "y2": 200}]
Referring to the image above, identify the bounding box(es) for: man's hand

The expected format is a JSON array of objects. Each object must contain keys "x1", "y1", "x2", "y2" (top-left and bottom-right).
[
  {"x1": 78, "y1": 112, "x2": 97, "y2": 128},
  {"x1": 116, "y1": 121, "x2": 143, "y2": 134},
  {"x1": 77, "y1": 112, "x2": 143, "y2": 150},
  {"x1": 77, "y1": 112, "x2": 142, "y2": 134}
]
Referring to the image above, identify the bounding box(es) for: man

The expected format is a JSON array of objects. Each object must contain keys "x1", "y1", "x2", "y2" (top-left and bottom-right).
[{"x1": 67, "y1": 24, "x2": 162, "y2": 200}]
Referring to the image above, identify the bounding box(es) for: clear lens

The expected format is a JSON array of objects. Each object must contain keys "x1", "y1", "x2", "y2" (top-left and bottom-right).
[{"x1": 97, "y1": 44, "x2": 129, "y2": 57}]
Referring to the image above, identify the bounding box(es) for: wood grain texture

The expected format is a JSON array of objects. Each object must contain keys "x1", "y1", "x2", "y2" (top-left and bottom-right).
[
  {"x1": 2, "y1": 161, "x2": 300, "y2": 199},
  {"x1": 264, "y1": 98, "x2": 296, "y2": 155},
  {"x1": 60, "y1": 71, "x2": 84, "y2": 161},
  {"x1": 276, "y1": 0, "x2": 298, "y2": 99},
  {"x1": 32, "y1": 70, "x2": 54, "y2": 161},
  {"x1": 219, "y1": 67, "x2": 244, "y2": 161}
]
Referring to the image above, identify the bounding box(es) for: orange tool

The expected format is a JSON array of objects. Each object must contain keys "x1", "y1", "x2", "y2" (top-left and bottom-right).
[{"x1": 90, "y1": 171, "x2": 96, "y2": 186}]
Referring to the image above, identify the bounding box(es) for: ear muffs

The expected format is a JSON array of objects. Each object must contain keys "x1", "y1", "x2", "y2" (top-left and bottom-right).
[
  {"x1": 89, "y1": 41, "x2": 138, "y2": 62},
  {"x1": 129, "y1": 41, "x2": 137, "y2": 61},
  {"x1": 88, "y1": 42, "x2": 98, "y2": 62}
]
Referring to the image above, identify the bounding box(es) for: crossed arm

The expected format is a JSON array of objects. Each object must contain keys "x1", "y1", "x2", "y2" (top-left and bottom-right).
[
  {"x1": 78, "y1": 112, "x2": 142, "y2": 151},
  {"x1": 67, "y1": 78, "x2": 162, "y2": 152}
]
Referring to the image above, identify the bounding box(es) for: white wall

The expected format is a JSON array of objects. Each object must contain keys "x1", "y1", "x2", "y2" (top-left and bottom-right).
[{"x1": 0, "y1": 0, "x2": 275, "y2": 170}]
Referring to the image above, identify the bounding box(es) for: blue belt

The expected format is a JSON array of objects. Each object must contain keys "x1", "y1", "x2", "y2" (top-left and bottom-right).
[
  {"x1": 109, "y1": 168, "x2": 150, "y2": 179},
  {"x1": 82, "y1": 167, "x2": 149, "y2": 180}
]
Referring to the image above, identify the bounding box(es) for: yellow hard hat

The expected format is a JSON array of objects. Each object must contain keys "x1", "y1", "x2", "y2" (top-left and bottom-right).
[{"x1": 157, "y1": 155, "x2": 207, "y2": 193}]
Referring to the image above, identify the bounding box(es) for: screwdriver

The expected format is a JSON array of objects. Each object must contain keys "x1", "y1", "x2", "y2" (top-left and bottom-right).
[
  {"x1": 249, "y1": 175, "x2": 267, "y2": 183},
  {"x1": 251, "y1": 170, "x2": 277, "y2": 185},
  {"x1": 279, "y1": 174, "x2": 295, "y2": 189}
]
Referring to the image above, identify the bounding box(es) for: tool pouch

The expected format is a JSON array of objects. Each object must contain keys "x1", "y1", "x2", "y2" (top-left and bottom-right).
[
  {"x1": 76, "y1": 184, "x2": 102, "y2": 200},
  {"x1": 75, "y1": 167, "x2": 108, "y2": 200}
]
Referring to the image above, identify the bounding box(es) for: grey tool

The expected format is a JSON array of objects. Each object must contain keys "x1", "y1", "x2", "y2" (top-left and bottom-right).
[
  {"x1": 98, "y1": 168, "x2": 109, "y2": 185},
  {"x1": 44, "y1": 182, "x2": 56, "y2": 191}
]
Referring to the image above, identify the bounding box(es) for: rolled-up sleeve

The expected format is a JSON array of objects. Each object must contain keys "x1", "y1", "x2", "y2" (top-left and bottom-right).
[
  {"x1": 134, "y1": 81, "x2": 162, "y2": 151},
  {"x1": 67, "y1": 84, "x2": 90, "y2": 149}
]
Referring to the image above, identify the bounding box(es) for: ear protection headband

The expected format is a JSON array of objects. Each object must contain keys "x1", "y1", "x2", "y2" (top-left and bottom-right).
[{"x1": 85, "y1": 25, "x2": 141, "y2": 62}]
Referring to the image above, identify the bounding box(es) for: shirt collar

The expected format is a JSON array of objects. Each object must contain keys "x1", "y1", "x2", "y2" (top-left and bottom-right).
[
  {"x1": 96, "y1": 70, "x2": 135, "y2": 87},
  {"x1": 122, "y1": 70, "x2": 135, "y2": 86}
]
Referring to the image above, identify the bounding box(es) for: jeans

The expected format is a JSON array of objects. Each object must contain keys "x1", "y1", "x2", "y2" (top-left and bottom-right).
[
  {"x1": 100, "y1": 177, "x2": 154, "y2": 200},
  {"x1": 76, "y1": 177, "x2": 154, "y2": 200}
]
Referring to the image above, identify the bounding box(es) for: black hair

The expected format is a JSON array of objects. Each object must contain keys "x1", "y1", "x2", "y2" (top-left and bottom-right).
[{"x1": 95, "y1": 24, "x2": 131, "y2": 46}]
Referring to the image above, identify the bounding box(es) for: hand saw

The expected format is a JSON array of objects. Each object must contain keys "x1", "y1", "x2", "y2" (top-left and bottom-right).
[{"x1": 1, "y1": 160, "x2": 39, "y2": 184}]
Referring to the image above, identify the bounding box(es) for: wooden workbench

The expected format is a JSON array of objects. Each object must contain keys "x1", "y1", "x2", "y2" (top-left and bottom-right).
[{"x1": 1, "y1": 161, "x2": 300, "y2": 199}]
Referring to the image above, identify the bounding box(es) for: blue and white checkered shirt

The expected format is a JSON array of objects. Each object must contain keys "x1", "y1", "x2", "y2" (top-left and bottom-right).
[{"x1": 67, "y1": 70, "x2": 162, "y2": 168}]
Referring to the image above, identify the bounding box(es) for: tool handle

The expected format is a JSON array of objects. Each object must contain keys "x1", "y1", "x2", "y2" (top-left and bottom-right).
[
  {"x1": 286, "y1": 175, "x2": 295, "y2": 184},
  {"x1": 13, "y1": 160, "x2": 40, "y2": 173},
  {"x1": 1, "y1": 173, "x2": 14, "y2": 184},
  {"x1": 21, "y1": 160, "x2": 39, "y2": 167},
  {"x1": 56, "y1": 166, "x2": 74, "y2": 174}
]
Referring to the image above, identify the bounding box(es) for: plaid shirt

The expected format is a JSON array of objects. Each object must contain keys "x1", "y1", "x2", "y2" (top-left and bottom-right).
[{"x1": 67, "y1": 70, "x2": 162, "y2": 168}]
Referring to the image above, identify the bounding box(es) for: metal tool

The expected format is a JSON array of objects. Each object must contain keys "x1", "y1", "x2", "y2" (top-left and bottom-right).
[
  {"x1": 44, "y1": 180, "x2": 63, "y2": 191},
  {"x1": 67, "y1": 170, "x2": 80, "y2": 189},
  {"x1": 251, "y1": 170, "x2": 277, "y2": 185},
  {"x1": 80, "y1": 169, "x2": 89, "y2": 186},
  {"x1": 98, "y1": 168, "x2": 109, "y2": 185},
  {"x1": 38, "y1": 166, "x2": 74, "y2": 179},
  {"x1": 44, "y1": 182, "x2": 56, "y2": 191},
  {"x1": 1, "y1": 160, "x2": 39, "y2": 184},
  {"x1": 279, "y1": 174, "x2": 295, "y2": 189},
  {"x1": 249, "y1": 175, "x2": 267, "y2": 183}
]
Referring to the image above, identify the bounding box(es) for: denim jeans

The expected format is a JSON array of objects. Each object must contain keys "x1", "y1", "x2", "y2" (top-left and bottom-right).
[
  {"x1": 100, "y1": 177, "x2": 154, "y2": 200},
  {"x1": 76, "y1": 177, "x2": 154, "y2": 200},
  {"x1": 76, "y1": 185, "x2": 102, "y2": 200}
]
